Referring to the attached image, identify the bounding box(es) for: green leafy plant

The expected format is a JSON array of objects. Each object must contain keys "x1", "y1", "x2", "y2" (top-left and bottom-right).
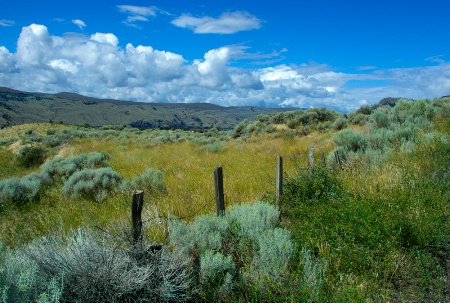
[{"x1": 16, "y1": 146, "x2": 47, "y2": 168}]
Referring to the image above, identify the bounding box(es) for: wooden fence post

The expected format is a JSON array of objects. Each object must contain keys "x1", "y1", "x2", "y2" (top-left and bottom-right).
[
  {"x1": 132, "y1": 190, "x2": 144, "y2": 249},
  {"x1": 308, "y1": 144, "x2": 315, "y2": 168},
  {"x1": 276, "y1": 156, "x2": 283, "y2": 202},
  {"x1": 214, "y1": 167, "x2": 225, "y2": 216}
]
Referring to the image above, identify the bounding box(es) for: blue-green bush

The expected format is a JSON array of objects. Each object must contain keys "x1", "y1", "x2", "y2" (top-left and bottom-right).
[
  {"x1": 0, "y1": 173, "x2": 50, "y2": 207},
  {"x1": 22, "y1": 229, "x2": 191, "y2": 302},
  {"x1": 42, "y1": 152, "x2": 109, "y2": 181},
  {"x1": 200, "y1": 250, "x2": 235, "y2": 300},
  {"x1": 333, "y1": 129, "x2": 368, "y2": 153},
  {"x1": 198, "y1": 141, "x2": 226, "y2": 152},
  {"x1": 169, "y1": 202, "x2": 294, "y2": 301},
  {"x1": 333, "y1": 117, "x2": 348, "y2": 130},
  {"x1": 61, "y1": 167, "x2": 123, "y2": 201},
  {"x1": 130, "y1": 168, "x2": 166, "y2": 195},
  {"x1": 301, "y1": 248, "x2": 328, "y2": 302},
  {"x1": 0, "y1": 242, "x2": 63, "y2": 303}
]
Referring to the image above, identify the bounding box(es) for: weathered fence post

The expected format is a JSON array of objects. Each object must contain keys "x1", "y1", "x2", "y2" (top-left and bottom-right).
[
  {"x1": 214, "y1": 167, "x2": 225, "y2": 216},
  {"x1": 132, "y1": 190, "x2": 144, "y2": 249},
  {"x1": 320, "y1": 152, "x2": 326, "y2": 166},
  {"x1": 308, "y1": 144, "x2": 315, "y2": 168},
  {"x1": 276, "y1": 156, "x2": 283, "y2": 202}
]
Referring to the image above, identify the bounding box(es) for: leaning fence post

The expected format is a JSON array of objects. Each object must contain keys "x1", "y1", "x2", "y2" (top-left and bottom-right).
[
  {"x1": 214, "y1": 167, "x2": 225, "y2": 216},
  {"x1": 276, "y1": 156, "x2": 283, "y2": 202},
  {"x1": 132, "y1": 190, "x2": 144, "y2": 249}
]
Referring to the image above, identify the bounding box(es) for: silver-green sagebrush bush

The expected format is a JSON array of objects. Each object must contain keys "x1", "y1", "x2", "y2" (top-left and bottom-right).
[
  {"x1": 301, "y1": 248, "x2": 328, "y2": 302},
  {"x1": 0, "y1": 172, "x2": 50, "y2": 207},
  {"x1": 0, "y1": 242, "x2": 63, "y2": 303},
  {"x1": 19, "y1": 229, "x2": 191, "y2": 303},
  {"x1": 169, "y1": 202, "x2": 294, "y2": 301},
  {"x1": 42, "y1": 152, "x2": 109, "y2": 181},
  {"x1": 61, "y1": 167, "x2": 123, "y2": 201},
  {"x1": 130, "y1": 168, "x2": 167, "y2": 195}
]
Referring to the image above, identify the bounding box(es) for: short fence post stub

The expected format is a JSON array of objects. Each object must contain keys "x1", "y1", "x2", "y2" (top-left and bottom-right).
[
  {"x1": 214, "y1": 167, "x2": 225, "y2": 216},
  {"x1": 132, "y1": 190, "x2": 144, "y2": 249},
  {"x1": 276, "y1": 156, "x2": 283, "y2": 202}
]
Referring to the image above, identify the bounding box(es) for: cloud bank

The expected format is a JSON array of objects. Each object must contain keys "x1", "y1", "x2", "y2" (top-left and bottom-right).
[{"x1": 0, "y1": 24, "x2": 449, "y2": 112}]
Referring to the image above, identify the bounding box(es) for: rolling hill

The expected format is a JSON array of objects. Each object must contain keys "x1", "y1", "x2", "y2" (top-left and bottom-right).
[{"x1": 0, "y1": 87, "x2": 292, "y2": 130}]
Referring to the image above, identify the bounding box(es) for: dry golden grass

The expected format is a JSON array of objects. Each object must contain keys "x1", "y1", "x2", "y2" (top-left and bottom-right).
[
  {"x1": 0, "y1": 123, "x2": 68, "y2": 140},
  {"x1": 0, "y1": 133, "x2": 333, "y2": 245},
  {"x1": 0, "y1": 130, "x2": 336, "y2": 246}
]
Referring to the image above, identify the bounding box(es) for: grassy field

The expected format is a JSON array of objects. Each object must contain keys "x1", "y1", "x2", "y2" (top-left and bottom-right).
[
  {"x1": 0, "y1": 98, "x2": 448, "y2": 302},
  {"x1": 0, "y1": 124, "x2": 333, "y2": 247}
]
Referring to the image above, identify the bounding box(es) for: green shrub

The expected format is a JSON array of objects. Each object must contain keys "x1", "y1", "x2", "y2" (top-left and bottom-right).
[
  {"x1": 16, "y1": 146, "x2": 47, "y2": 168},
  {"x1": 333, "y1": 117, "x2": 348, "y2": 130},
  {"x1": 130, "y1": 168, "x2": 167, "y2": 195},
  {"x1": 333, "y1": 129, "x2": 368, "y2": 153},
  {"x1": 61, "y1": 167, "x2": 123, "y2": 201},
  {"x1": 283, "y1": 165, "x2": 343, "y2": 205}
]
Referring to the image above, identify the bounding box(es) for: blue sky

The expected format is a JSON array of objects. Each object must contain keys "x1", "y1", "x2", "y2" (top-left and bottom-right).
[{"x1": 1, "y1": 0, "x2": 449, "y2": 111}]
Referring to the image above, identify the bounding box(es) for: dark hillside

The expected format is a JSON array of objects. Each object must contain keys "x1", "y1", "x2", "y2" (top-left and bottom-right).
[{"x1": 0, "y1": 87, "x2": 290, "y2": 129}]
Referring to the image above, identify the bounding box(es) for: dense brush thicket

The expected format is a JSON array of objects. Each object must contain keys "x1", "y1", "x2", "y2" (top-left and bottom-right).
[
  {"x1": 330, "y1": 98, "x2": 450, "y2": 166},
  {"x1": 0, "y1": 152, "x2": 167, "y2": 207},
  {"x1": 0, "y1": 97, "x2": 449, "y2": 302},
  {"x1": 0, "y1": 202, "x2": 322, "y2": 302},
  {"x1": 0, "y1": 125, "x2": 232, "y2": 151},
  {"x1": 233, "y1": 107, "x2": 343, "y2": 138}
]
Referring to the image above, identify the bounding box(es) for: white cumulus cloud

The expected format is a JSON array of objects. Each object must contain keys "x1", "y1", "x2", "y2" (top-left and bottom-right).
[
  {"x1": 0, "y1": 24, "x2": 449, "y2": 112},
  {"x1": 172, "y1": 11, "x2": 262, "y2": 34}
]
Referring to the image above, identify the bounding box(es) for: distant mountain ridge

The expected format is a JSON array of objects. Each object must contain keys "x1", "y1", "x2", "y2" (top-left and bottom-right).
[{"x1": 0, "y1": 87, "x2": 291, "y2": 129}]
